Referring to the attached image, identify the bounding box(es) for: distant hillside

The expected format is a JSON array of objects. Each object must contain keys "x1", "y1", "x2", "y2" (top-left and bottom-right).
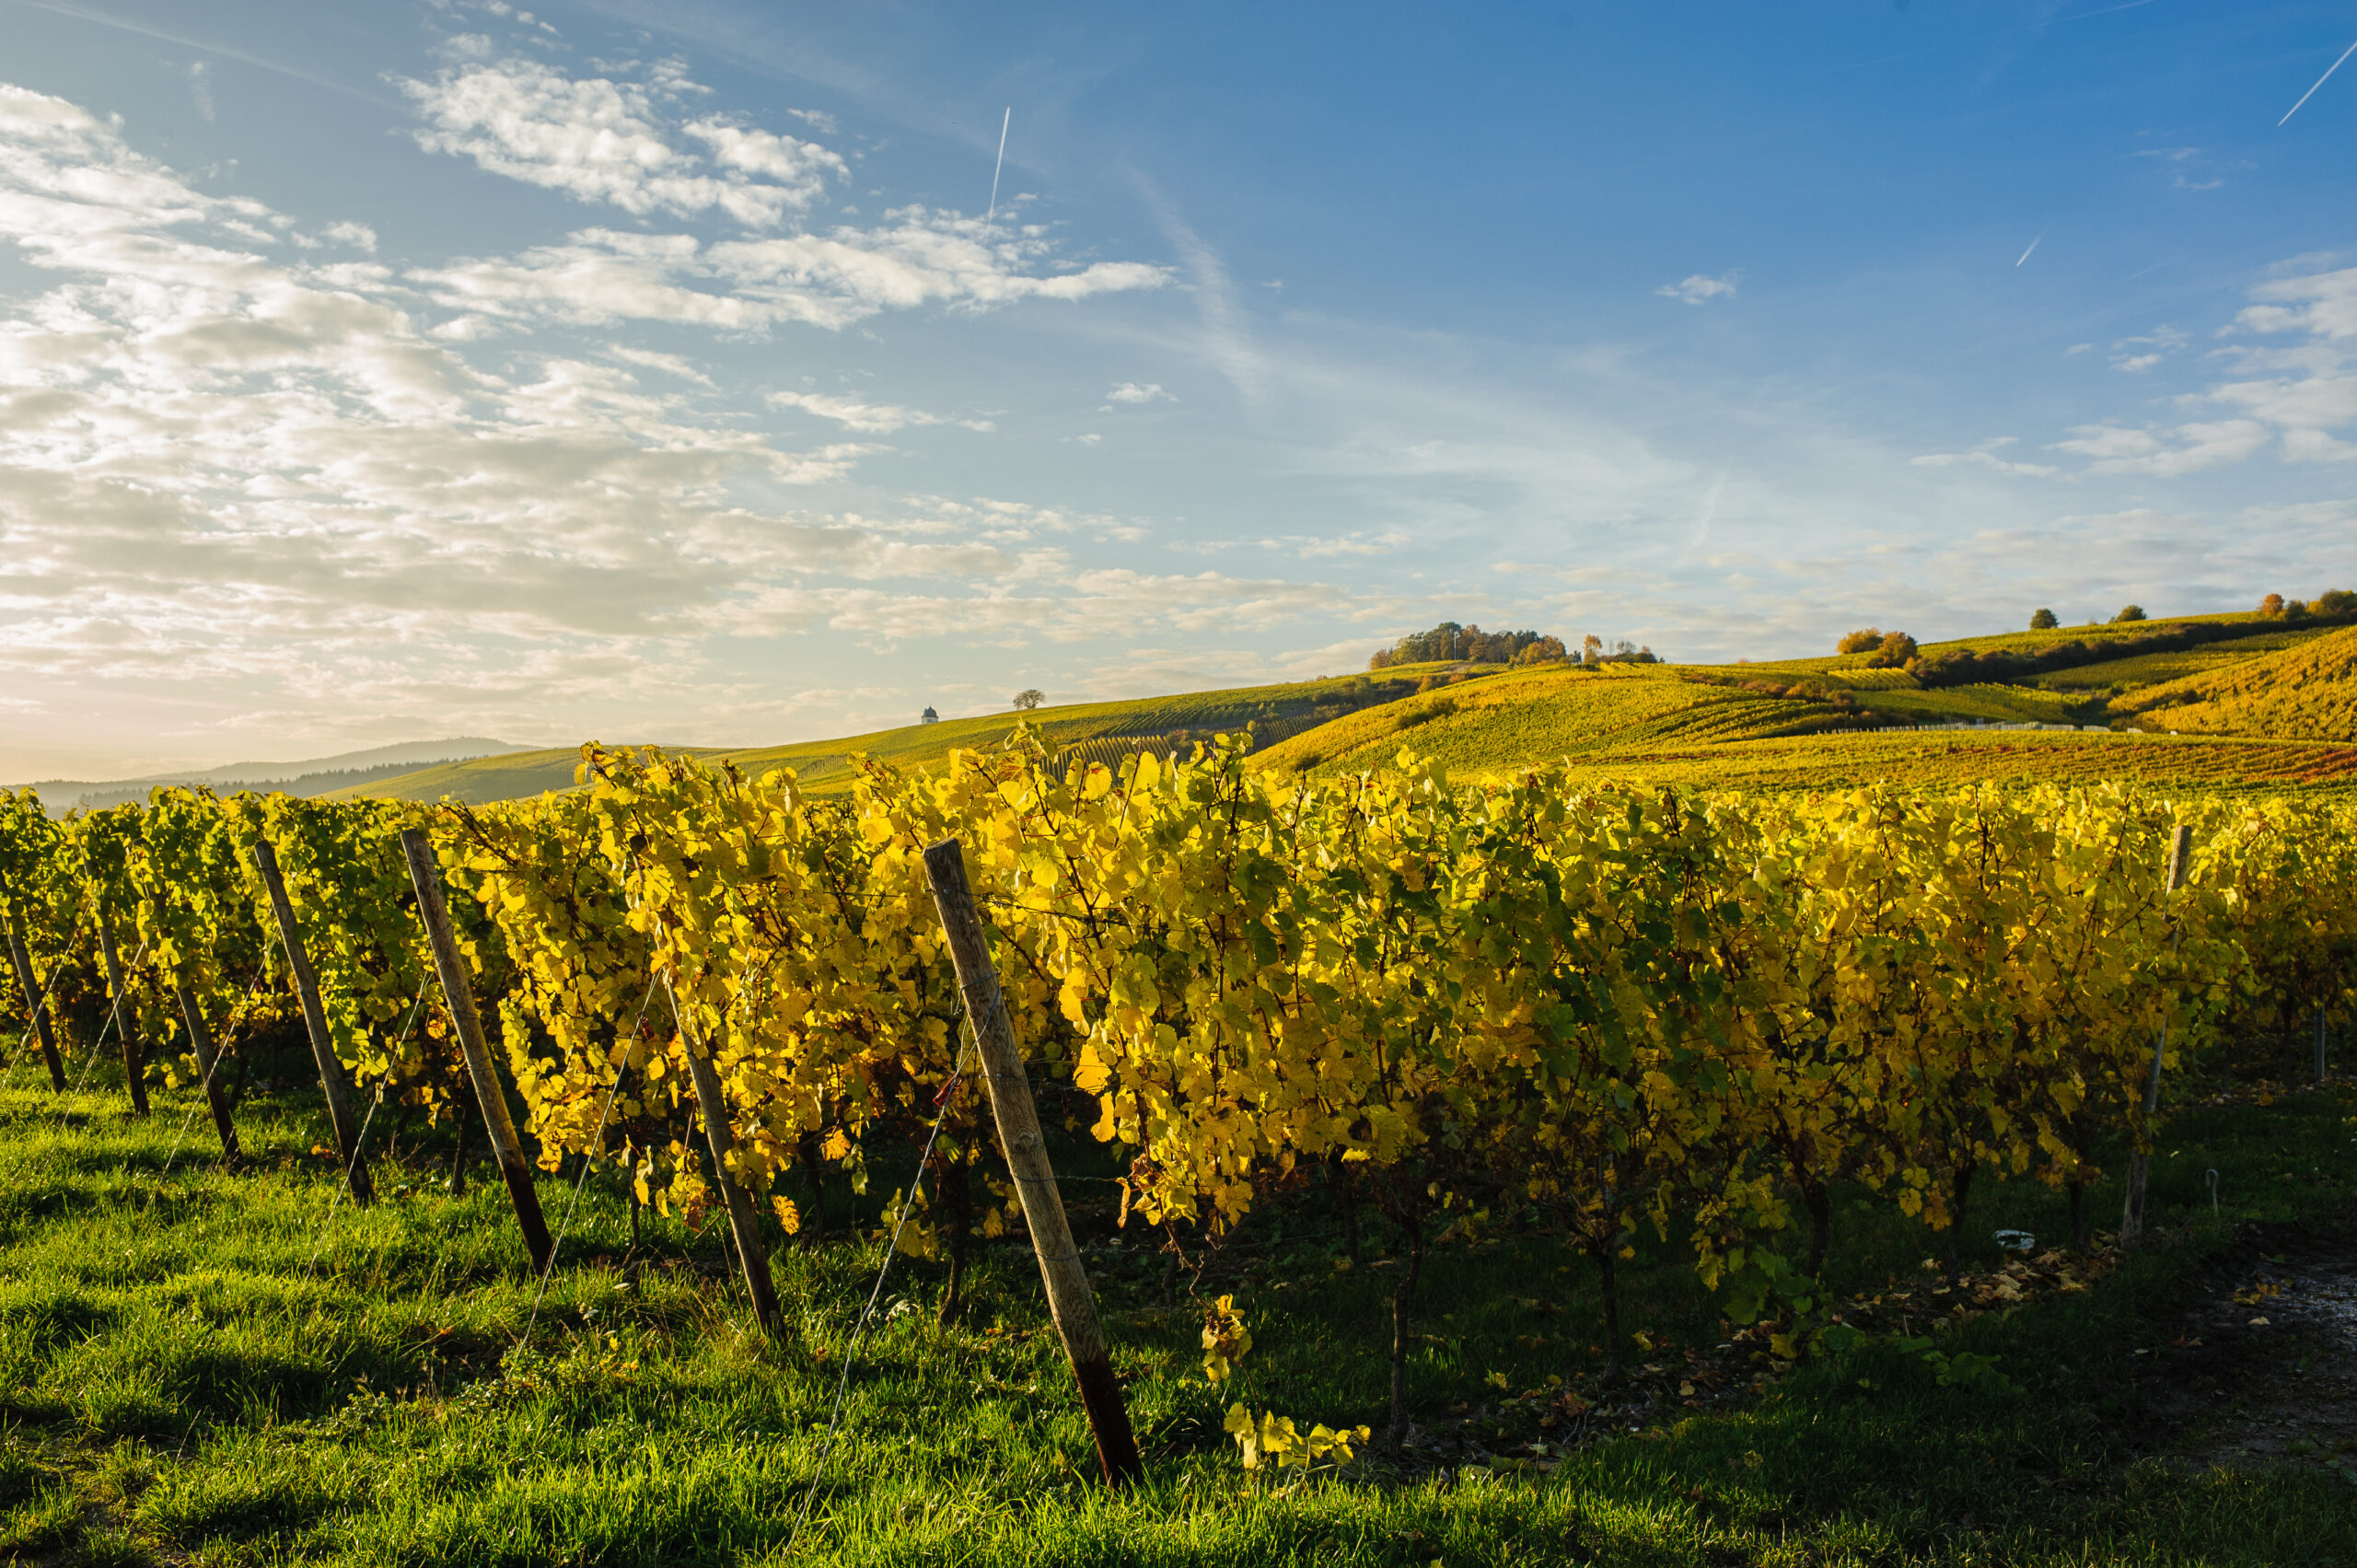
[
  {"x1": 332, "y1": 671, "x2": 1469, "y2": 804},
  {"x1": 24, "y1": 738, "x2": 528, "y2": 813},
  {"x1": 1255, "y1": 664, "x2": 1852, "y2": 779},
  {"x1": 2112, "y1": 624, "x2": 2357, "y2": 740},
  {"x1": 80, "y1": 603, "x2": 2357, "y2": 811}
]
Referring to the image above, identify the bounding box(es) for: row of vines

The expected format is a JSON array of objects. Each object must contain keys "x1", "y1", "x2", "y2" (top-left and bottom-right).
[{"x1": 4, "y1": 739, "x2": 2351, "y2": 1437}]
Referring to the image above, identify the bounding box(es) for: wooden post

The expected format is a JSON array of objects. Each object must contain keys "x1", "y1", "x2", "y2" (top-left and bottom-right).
[
  {"x1": 2318, "y1": 1009, "x2": 2329, "y2": 1086},
  {"x1": 167, "y1": 973, "x2": 241, "y2": 1162},
  {"x1": 923, "y1": 838, "x2": 1144, "y2": 1488},
  {"x1": 253, "y1": 841, "x2": 374, "y2": 1206},
  {"x1": 2121, "y1": 824, "x2": 2192, "y2": 1249},
  {"x1": 4, "y1": 900, "x2": 67, "y2": 1092},
  {"x1": 98, "y1": 911, "x2": 148, "y2": 1116},
  {"x1": 664, "y1": 976, "x2": 784, "y2": 1338},
  {"x1": 399, "y1": 830, "x2": 553, "y2": 1273}
]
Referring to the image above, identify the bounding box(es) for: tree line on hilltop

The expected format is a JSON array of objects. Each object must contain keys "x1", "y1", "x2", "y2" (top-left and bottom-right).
[{"x1": 1367, "y1": 621, "x2": 1657, "y2": 670}]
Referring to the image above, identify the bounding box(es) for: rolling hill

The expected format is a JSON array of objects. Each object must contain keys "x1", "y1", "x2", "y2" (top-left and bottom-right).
[
  {"x1": 229, "y1": 603, "x2": 2357, "y2": 808},
  {"x1": 2110, "y1": 622, "x2": 2357, "y2": 741},
  {"x1": 328, "y1": 668, "x2": 1473, "y2": 805}
]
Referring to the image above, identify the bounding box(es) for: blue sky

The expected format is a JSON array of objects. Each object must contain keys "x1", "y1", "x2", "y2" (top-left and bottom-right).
[{"x1": 1, "y1": 0, "x2": 2352, "y2": 776}]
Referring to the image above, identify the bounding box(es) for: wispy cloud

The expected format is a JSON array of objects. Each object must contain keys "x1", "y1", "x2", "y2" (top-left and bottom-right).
[
  {"x1": 1131, "y1": 169, "x2": 1270, "y2": 408},
  {"x1": 1911, "y1": 437, "x2": 2060, "y2": 479},
  {"x1": 767, "y1": 389, "x2": 993, "y2": 433},
  {"x1": 1656, "y1": 271, "x2": 1738, "y2": 305},
  {"x1": 2036, "y1": 264, "x2": 2357, "y2": 473},
  {"x1": 1102, "y1": 380, "x2": 1172, "y2": 406},
  {"x1": 2134, "y1": 145, "x2": 2227, "y2": 191}
]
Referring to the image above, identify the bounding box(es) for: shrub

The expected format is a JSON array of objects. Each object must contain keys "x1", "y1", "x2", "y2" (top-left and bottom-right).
[
  {"x1": 2112, "y1": 605, "x2": 2147, "y2": 623},
  {"x1": 1837, "y1": 628, "x2": 1884, "y2": 655},
  {"x1": 2029, "y1": 608, "x2": 2058, "y2": 630}
]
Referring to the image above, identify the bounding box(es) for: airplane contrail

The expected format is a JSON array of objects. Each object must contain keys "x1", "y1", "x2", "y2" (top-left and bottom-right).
[
  {"x1": 987, "y1": 108, "x2": 1010, "y2": 220},
  {"x1": 2016, "y1": 232, "x2": 2044, "y2": 267},
  {"x1": 2281, "y1": 36, "x2": 2357, "y2": 125},
  {"x1": 2, "y1": 0, "x2": 395, "y2": 107}
]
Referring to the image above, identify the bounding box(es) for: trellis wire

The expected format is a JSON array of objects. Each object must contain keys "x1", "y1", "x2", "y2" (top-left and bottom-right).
[
  {"x1": 781, "y1": 1014, "x2": 973, "y2": 1561},
  {"x1": 46, "y1": 935, "x2": 146, "y2": 1141},
  {"x1": 519, "y1": 964, "x2": 664, "y2": 1344},
  {"x1": 304, "y1": 978, "x2": 427, "y2": 1275},
  {"x1": 154, "y1": 970, "x2": 271, "y2": 1185}
]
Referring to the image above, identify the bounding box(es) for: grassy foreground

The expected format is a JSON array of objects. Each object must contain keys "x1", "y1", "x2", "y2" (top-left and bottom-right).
[{"x1": 0, "y1": 1071, "x2": 2351, "y2": 1566}]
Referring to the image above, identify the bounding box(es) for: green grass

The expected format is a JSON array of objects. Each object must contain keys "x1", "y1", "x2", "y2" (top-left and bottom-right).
[{"x1": 2, "y1": 1047, "x2": 2351, "y2": 1565}]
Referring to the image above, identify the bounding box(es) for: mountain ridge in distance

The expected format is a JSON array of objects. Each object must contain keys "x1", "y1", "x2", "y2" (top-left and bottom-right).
[{"x1": 17, "y1": 737, "x2": 530, "y2": 811}]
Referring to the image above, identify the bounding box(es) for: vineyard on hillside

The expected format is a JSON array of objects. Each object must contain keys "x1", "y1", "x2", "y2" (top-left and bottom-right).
[
  {"x1": 1253, "y1": 667, "x2": 1852, "y2": 779},
  {"x1": 2115, "y1": 624, "x2": 2357, "y2": 741},
  {"x1": 8, "y1": 740, "x2": 2355, "y2": 1409},
  {"x1": 5, "y1": 738, "x2": 2357, "y2": 1560}
]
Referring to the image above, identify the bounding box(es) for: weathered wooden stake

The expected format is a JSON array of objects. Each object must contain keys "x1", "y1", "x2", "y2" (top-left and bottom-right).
[
  {"x1": 2120, "y1": 823, "x2": 2193, "y2": 1250},
  {"x1": 254, "y1": 841, "x2": 374, "y2": 1206},
  {"x1": 399, "y1": 830, "x2": 553, "y2": 1273},
  {"x1": 923, "y1": 837, "x2": 1144, "y2": 1488},
  {"x1": 166, "y1": 972, "x2": 241, "y2": 1162},
  {"x1": 98, "y1": 911, "x2": 148, "y2": 1116},
  {"x1": 3, "y1": 898, "x2": 67, "y2": 1092}
]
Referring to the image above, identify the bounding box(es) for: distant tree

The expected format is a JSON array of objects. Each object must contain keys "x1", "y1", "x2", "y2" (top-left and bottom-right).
[
  {"x1": 1370, "y1": 620, "x2": 1562, "y2": 670},
  {"x1": 1582, "y1": 633, "x2": 1604, "y2": 664},
  {"x1": 2259, "y1": 593, "x2": 2285, "y2": 616},
  {"x1": 2112, "y1": 605, "x2": 2147, "y2": 623},
  {"x1": 1866, "y1": 631, "x2": 1918, "y2": 668},
  {"x1": 1512, "y1": 634, "x2": 1569, "y2": 667},
  {"x1": 1837, "y1": 628, "x2": 1885, "y2": 655},
  {"x1": 2283, "y1": 599, "x2": 2310, "y2": 622},
  {"x1": 2029, "y1": 608, "x2": 2059, "y2": 630},
  {"x1": 1012, "y1": 689, "x2": 1046, "y2": 711},
  {"x1": 2316, "y1": 588, "x2": 2357, "y2": 615}
]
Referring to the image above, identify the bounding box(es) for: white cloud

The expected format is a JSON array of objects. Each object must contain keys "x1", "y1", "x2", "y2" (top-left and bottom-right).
[
  {"x1": 396, "y1": 58, "x2": 846, "y2": 227},
  {"x1": 2048, "y1": 419, "x2": 2271, "y2": 475},
  {"x1": 766, "y1": 389, "x2": 993, "y2": 434},
  {"x1": 1259, "y1": 529, "x2": 1411, "y2": 558},
  {"x1": 2135, "y1": 145, "x2": 2227, "y2": 191},
  {"x1": 0, "y1": 79, "x2": 1199, "y2": 755},
  {"x1": 187, "y1": 62, "x2": 214, "y2": 123},
  {"x1": 1910, "y1": 437, "x2": 2058, "y2": 478},
  {"x1": 607, "y1": 344, "x2": 713, "y2": 384},
  {"x1": 2031, "y1": 264, "x2": 2357, "y2": 475},
  {"x1": 1656, "y1": 271, "x2": 1738, "y2": 305},
  {"x1": 412, "y1": 213, "x2": 1167, "y2": 336},
  {"x1": 1103, "y1": 380, "x2": 1172, "y2": 405}
]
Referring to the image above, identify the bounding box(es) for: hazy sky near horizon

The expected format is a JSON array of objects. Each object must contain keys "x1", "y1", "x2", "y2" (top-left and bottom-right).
[{"x1": 2, "y1": 0, "x2": 2354, "y2": 777}]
